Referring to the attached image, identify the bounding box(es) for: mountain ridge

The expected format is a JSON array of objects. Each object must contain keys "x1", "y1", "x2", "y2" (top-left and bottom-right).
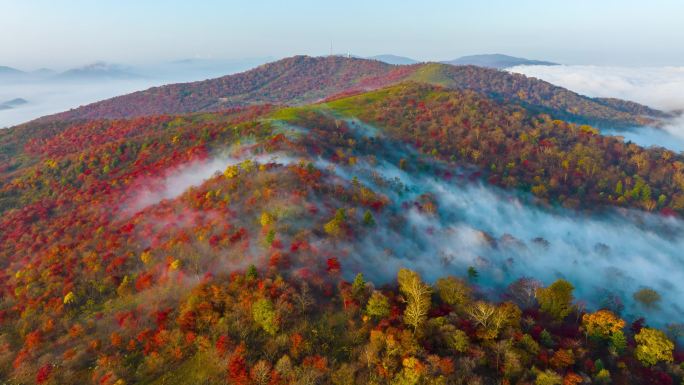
[
  {"x1": 55, "y1": 61, "x2": 141, "y2": 80},
  {"x1": 30, "y1": 55, "x2": 668, "y2": 128},
  {"x1": 445, "y1": 53, "x2": 559, "y2": 68},
  {"x1": 0, "y1": 65, "x2": 24, "y2": 75}
]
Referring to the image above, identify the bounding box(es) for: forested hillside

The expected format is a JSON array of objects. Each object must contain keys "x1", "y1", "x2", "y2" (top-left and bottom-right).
[
  {"x1": 325, "y1": 83, "x2": 684, "y2": 215},
  {"x1": 0, "y1": 79, "x2": 681, "y2": 383}
]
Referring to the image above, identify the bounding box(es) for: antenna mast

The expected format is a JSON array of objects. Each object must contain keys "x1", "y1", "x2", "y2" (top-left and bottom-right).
[{"x1": 330, "y1": 41, "x2": 333, "y2": 56}]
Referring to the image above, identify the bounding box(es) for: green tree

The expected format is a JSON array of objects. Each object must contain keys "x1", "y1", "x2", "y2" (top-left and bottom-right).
[
  {"x1": 435, "y1": 276, "x2": 471, "y2": 310},
  {"x1": 641, "y1": 183, "x2": 651, "y2": 201},
  {"x1": 246, "y1": 264, "x2": 258, "y2": 280},
  {"x1": 441, "y1": 325, "x2": 469, "y2": 353},
  {"x1": 536, "y1": 279, "x2": 574, "y2": 321},
  {"x1": 610, "y1": 330, "x2": 627, "y2": 354},
  {"x1": 467, "y1": 266, "x2": 479, "y2": 281},
  {"x1": 366, "y1": 291, "x2": 391, "y2": 320},
  {"x1": 253, "y1": 298, "x2": 278, "y2": 335},
  {"x1": 363, "y1": 210, "x2": 375, "y2": 226},
  {"x1": 352, "y1": 273, "x2": 366, "y2": 299}
]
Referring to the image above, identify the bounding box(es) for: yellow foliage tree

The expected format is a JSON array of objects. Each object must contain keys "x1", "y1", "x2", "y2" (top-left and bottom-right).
[
  {"x1": 63, "y1": 291, "x2": 76, "y2": 305},
  {"x1": 398, "y1": 269, "x2": 431, "y2": 333},
  {"x1": 140, "y1": 251, "x2": 152, "y2": 264},
  {"x1": 582, "y1": 310, "x2": 625, "y2": 338},
  {"x1": 634, "y1": 328, "x2": 674, "y2": 366},
  {"x1": 224, "y1": 165, "x2": 239, "y2": 179},
  {"x1": 260, "y1": 212, "x2": 275, "y2": 227}
]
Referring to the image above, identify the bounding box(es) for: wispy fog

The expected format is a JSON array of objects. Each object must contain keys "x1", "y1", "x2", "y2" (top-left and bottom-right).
[
  {"x1": 120, "y1": 150, "x2": 298, "y2": 215},
  {"x1": 601, "y1": 118, "x2": 684, "y2": 153},
  {"x1": 321, "y1": 120, "x2": 684, "y2": 327},
  {"x1": 116, "y1": 116, "x2": 684, "y2": 327},
  {"x1": 351, "y1": 164, "x2": 684, "y2": 326}
]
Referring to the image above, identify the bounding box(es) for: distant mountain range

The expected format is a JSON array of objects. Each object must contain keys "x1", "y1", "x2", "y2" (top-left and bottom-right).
[
  {"x1": 0, "y1": 62, "x2": 140, "y2": 82},
  {"x1": 0, "y1": 98, "x2": 28, "y2": 110},
  {"x1": 55, "y1": 62, "x2": 141, "y2": 80},
  {"x1": 368, "y1": 53, "x2": 558, "y2": 68},
  {"x1": 36, "y1": 55, "x2": 666, "y2": 127},
  {"x1": 368, "y1": 54, "x2": 420, "y2": 65},
  {"x1": 444, "y1": 54, "x2": 559, "y2": 69},
  {"x1": 0, "y1": 59, "x2": 276, "y2": 84},
  {"x1": 151, "y1": 57, "x2": 274, "y2": 82},
  {"x1": 0, "y1": 66, "x2": 24, "y2": 76},
  {"x1": 0, "y1": 54, "x2": 556, "y2": 84}
]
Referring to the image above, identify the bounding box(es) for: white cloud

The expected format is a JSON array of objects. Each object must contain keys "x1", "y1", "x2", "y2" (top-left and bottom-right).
[
  {"x1": 120, "y1": 151, "x2": 300, "y2": 215},
  {"x1": 508, "y1": 65, "x2": 684, "y2": 112},
  {"x1": 0, "y1": 79, "x2": 167, "y2": 128}
]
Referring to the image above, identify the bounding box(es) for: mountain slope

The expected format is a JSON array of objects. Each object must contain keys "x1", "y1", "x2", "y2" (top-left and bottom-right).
[
  {"x1": 33, "y1": 56, "x2": 667, "y2": 128},
  {"x1": 0, "y1": 66, "x2": 27, "y2": 81},
  {"x1": 594, "y1": 97, "x2": 669, "y2": 118},
  {"x1": 325, "y1": 82, "x2": 684, "y2": 213},
  {"x1": 0, "y1": 82, "x2": 682, "y2": 383},
  {"x1": 37, "y1": 56, "x2": 403, "y2": 122},
  {"x1": 446, "y1": 53, "x2": 558, "y2": 68},
  {"x1": 407, "y1": 63, "x2": 671, "y2": 125}
]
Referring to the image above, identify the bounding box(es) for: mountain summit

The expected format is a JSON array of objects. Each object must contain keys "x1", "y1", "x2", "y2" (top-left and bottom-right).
[{"x1": 35, "y1": 55, "x2": 665, "y2": 127}]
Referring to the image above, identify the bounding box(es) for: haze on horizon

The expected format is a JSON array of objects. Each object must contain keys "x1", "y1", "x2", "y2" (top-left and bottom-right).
[{"x1": 2, "y1": 0, "x2": 684, "y2": 70}]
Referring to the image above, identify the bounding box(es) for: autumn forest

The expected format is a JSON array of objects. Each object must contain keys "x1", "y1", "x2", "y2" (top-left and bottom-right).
[{"x1": 0, "y1": 55, "x2": 682, "y2": 385}]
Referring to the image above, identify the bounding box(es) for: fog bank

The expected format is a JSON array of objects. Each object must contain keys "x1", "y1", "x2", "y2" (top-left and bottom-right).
[
  {"x1": 508, "y1": 65, "x2": 684, "y2": 153},
  {"x1": 0, "y1": 79, "x2": 168, "y2": 128},
  {"x1": 508, "y1": 65, "x2": 684, "y2": 112},
  {"x1": 321, "y1": 119, "x2": 684, "y2": 327}
]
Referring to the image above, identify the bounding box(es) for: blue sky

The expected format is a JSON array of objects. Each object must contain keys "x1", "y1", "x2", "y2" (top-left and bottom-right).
[{"x1": 2, "y1": 0, "x2": 683, "y2": 69}]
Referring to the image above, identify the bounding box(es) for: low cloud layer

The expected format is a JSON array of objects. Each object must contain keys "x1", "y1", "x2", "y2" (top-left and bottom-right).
[
  {"x1": 601, "y1": 117, "x2": 684, "y2": 153},
  {"x1": 121, "y1": 151, "x2": 299, "y2": 215},
  {"x1": 508, "y1": 65, "x2": 684, "y2": 112},
  {"x1": 509, "y1": 65, "x2": 684, "y2": 153},
  {"x1": 0, "y1": 79, "x2": 167, "y2": 128}
]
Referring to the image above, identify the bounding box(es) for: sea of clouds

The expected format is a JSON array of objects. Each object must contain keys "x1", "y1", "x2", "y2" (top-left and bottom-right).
[
  {"x1": 508, "y1": 65, "x2": 684, "y2": 152},
  {"x1": 508, "y1": 65, "x2": 684, "y2": 112},
  {"x1": 0, "y1": 79, "x2": 168, "y2": 128},
  {"x1": 0, "y1": 58, "x2": 269, "y2": 128}
]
